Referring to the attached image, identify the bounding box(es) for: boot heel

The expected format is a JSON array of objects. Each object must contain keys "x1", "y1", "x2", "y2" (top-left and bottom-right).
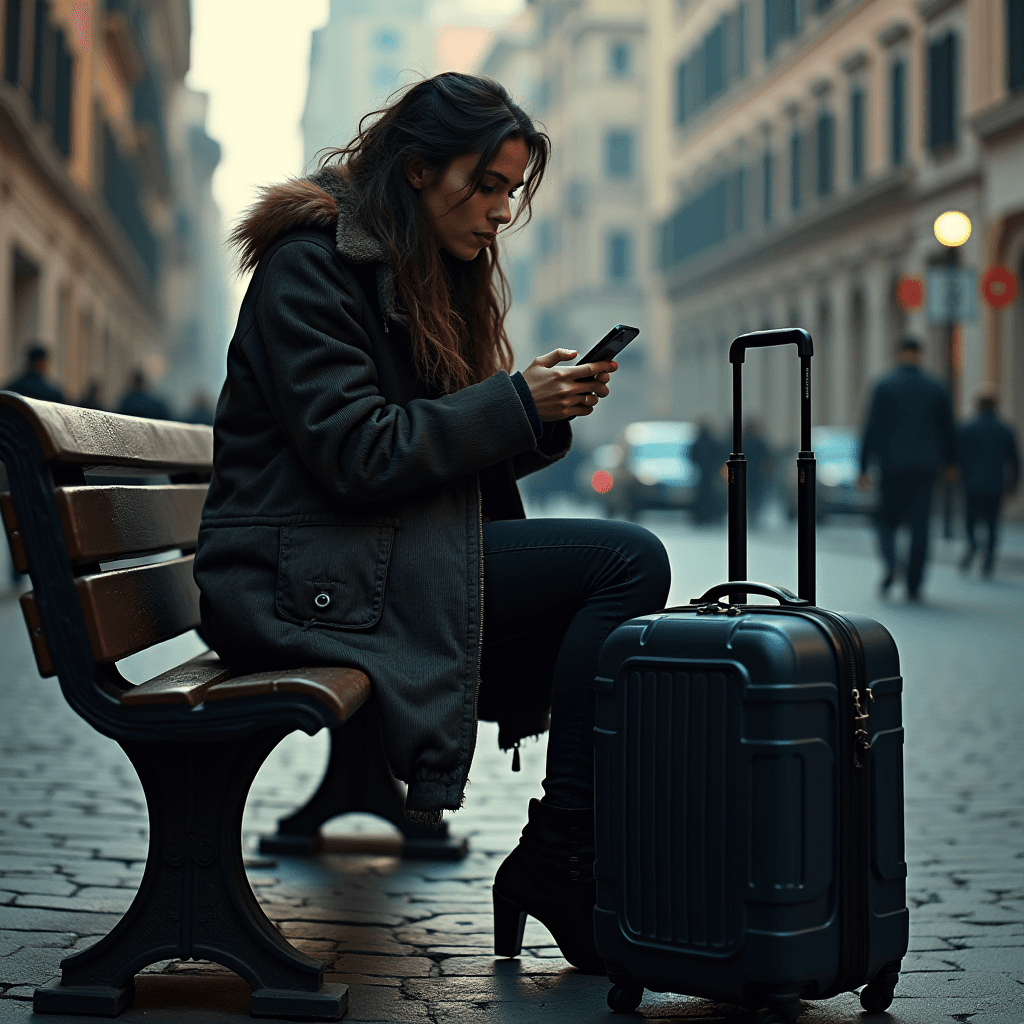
[{"x1": 492, "y1": 888, "x2": 527, "y2": 957}]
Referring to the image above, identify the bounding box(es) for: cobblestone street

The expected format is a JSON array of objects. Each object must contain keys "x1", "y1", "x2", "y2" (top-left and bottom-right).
[{"x1": 0, "y1": 515, "x2": 1022, "y2": 1023}]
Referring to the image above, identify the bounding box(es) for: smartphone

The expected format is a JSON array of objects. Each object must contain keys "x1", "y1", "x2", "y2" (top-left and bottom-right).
[{"x1": 575, "y1": 324, "x2": 640, "y2": 381}]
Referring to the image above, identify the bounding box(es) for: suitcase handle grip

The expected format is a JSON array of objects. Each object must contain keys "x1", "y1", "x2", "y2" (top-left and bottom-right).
[
  {"x1": 727, "y1": 328, "x2": 815, "y2": 605},
  {"x1": 690, "y1": 581, "x2": 811, "y2": 608}
]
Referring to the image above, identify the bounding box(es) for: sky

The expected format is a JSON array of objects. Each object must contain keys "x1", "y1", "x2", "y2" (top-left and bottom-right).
[{"x1": 186, "y1": 0, "x2": 526, "y2": 328}]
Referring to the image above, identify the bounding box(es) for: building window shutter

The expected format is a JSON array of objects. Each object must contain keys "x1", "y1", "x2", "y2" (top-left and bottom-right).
[
  {"x1": 1010, "y1": 0, "x2": 1024, "y2": 92},
  {"x1": 816, "y1": 112, "x2": 834, "y2": 195},
  {"x1": 4, "y1": 0, "x2": 23, "y2": 85},
  {"x1": 891, "y1": 60, "x2": 906, "y2": 166},
  {"x1": 705, "y1": 20, "x2": 725, "y2": 101},
  {"x1": 53, "y1": 28, "x2": 73, "y2": 158},
  {"x1": 763, "y1": 149, "x2": 773, "y2": 224},
  {"x1": 850, "y1": 88, "x2": 864, "y2": 181},
  {"x1": 606, "y1": 131, "x2": 635, "y2": 178},
  {"x1": 790, "y1": 131, "x2": 802, "y2": 209},
  {"x1": 928, "y1": 32, "x2": 958, "y2": 153},
  {"x1": 30, "y1": 0, "x2": 47, "y2": 118}
]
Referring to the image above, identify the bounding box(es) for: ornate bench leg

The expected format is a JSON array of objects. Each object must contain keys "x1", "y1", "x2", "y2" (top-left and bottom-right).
[
  {"x1": 33, "y1": 731, "x2": 347, "y2": 1020},
  {"x1": 259, "y1": 702, "x2": 468, "y2": 861}
]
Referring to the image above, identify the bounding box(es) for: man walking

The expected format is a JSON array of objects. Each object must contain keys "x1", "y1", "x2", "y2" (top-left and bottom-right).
[
  {"x1": 858, "y1": 338, "x2": 956, "y2": 602},
  {"x1": 958, "y1": 383, "x2": 1020, "y2": 577},
  {"x1": 2, "y1": 344, "x2": 65, "y2": 403}
]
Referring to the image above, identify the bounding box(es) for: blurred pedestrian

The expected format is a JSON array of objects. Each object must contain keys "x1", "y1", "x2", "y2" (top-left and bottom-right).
[
  {"x1": 958, "y1": 383, "x2": 1020, "y2": 578},
  {"x1": 185, "y1": 390, "x2": 215, "y2": 425},
  {"x1": 858, "y1": 337, "x2": 956, "y2": 602},
  {"x1": 2, "y1": 344, "x2": 65, "y2": 403},
  {"x1": 691, "y1": 421, "x2": 726, "y2": 525},
  {"x1": 745, "y1": 419, "x2": 775, "y2": 527},
  {"x1": 117, "y1": 369, "x2": 170, "y2": 420},
  {"x1": 79, "y1": 381, "x2": 105, "y2": 410}
]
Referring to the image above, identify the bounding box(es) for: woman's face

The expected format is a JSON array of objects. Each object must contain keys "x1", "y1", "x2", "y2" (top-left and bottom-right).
[{"x1": 407, "y1": 136, "x2": 530, "y2": 261}]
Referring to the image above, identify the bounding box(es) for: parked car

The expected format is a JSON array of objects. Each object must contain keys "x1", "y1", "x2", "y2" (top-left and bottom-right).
[
  {"x1": 785, "y1": 426, "x2": 877, "y2": 521},
  {"x1": 581, "y1": 421, "x2": 699, "y2": 520}
]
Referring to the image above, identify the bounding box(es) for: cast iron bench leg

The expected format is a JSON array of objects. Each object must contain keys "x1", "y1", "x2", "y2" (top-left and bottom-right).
[
  {"x1": 259, "y1": 702, "x2": 468, "y2": 860},
  {"x1": 33, "y1": 730, "x2": 348, "y2": 1020}
]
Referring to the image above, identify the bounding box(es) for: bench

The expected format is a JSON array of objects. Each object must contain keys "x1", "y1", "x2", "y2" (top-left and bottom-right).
[{"x1": 0, "y1": 393, "x2": 463, "y2": 1019}]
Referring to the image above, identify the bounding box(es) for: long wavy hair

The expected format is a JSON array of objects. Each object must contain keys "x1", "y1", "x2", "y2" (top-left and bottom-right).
[{"x1": 317, "y1": 73, "x2": 549, "y2": 393}]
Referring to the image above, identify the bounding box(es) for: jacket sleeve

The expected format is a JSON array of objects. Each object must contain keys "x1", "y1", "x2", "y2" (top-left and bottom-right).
[
  {"x1": 512, "y1": 420, "x2": 572, "y2": 480},
  {"x1": 255, "y1": 239, "x2": 539, "y2": 504},
  {"x1": 937, "y1": 385, "x2": 957, "y2": 466},
  {"x1": 860, "y1": 383, "x2": 885, "y2": 474}
]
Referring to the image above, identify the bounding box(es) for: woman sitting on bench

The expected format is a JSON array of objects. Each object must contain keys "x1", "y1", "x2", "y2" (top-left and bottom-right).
[{"x1": 194, "y1": 72, "x2": 671, "y2": 974}]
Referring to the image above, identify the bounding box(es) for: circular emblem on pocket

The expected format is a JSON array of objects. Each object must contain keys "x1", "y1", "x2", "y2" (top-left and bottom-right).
[{"x1": 314, "y1": 592, "x2": 331, "y2": 609}]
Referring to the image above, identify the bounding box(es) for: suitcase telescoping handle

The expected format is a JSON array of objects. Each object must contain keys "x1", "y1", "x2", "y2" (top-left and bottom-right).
[
  {"x1": 691, "y1": 581, "x2": 810, "y2": 607},
  {"x1": 727, "y1": 328, "x2": 815, "y2": 604}
]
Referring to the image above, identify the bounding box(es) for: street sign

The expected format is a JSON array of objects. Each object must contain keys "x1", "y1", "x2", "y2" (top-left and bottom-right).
[
  {"x1": 896, "y1": 275, "x2": 924, "y2": 311},
  {"x1": 980, "y1": 265, "x2": 1018, "y2": 308},
  {"x1": 926, "y1": 267, "x2": 978, "y2": 324}
]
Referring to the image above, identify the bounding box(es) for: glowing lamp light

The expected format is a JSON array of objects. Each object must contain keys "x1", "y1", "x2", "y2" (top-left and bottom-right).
[
  {"x1": 933, "y1": 210, "x2": 972, "y2": 248},
  {"x1": 591, "y1": 470, "x2": 614, "y2": 494}
]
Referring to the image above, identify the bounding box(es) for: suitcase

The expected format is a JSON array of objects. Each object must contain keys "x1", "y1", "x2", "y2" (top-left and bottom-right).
[{"x1": 593, "y1": 329, "x2": 909, "y2": 1022}]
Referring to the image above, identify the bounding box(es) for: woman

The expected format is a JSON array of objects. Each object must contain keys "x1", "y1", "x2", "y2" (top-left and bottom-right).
[{"x1": 194, "y1": 73, "x2": 671, "y2": 973}]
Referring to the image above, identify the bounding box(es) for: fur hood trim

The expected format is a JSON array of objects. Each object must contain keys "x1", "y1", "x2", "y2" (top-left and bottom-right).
[{"x1": 229, "y1": 166, "x2": 390, "y2": 274}]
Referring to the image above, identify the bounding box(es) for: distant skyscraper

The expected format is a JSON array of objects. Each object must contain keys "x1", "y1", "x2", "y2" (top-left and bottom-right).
[{"x1": 302, "y1": 0, "x2": 433, "y2": 170}]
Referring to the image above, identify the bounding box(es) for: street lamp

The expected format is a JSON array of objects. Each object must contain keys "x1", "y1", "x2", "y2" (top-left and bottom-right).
[{"x1": 932, "y1": 210, "x2": 972, "y2": 537}]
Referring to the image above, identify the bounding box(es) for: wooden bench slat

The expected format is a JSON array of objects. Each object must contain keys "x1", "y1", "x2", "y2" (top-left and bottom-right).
[
  {"x1": 79, "y1": 556, "x2": 201, "y2": 663},
  {"x1": 0, "y1": 393, "x2": 212, "y2": 474},
  {"x1": 120, "y1": 651, "x2": 231, "y2": 706},
  {"x1": 19, "y1": 591, "x2": 56, "y2": 677},
  {"x1": 121, "y1": 651, "x2": 371, "y2": 725},
  {"x1": 56, "y1": 484, "x2": 208, "y2": 563}
]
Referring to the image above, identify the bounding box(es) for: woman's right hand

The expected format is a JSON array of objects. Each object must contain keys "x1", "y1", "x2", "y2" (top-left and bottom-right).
[{"x1": 521, "y1": 348, "x2": 618, "y2": 422}]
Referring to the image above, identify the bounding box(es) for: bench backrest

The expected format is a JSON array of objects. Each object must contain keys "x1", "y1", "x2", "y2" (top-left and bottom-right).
[{"x1": 0, "y1": 393, "x2": 212, "y2": 722}]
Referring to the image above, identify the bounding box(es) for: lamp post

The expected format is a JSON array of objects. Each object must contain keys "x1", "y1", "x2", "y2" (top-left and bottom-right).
[{"x1": 933, "y1": 210, "x2": 972, "y2": 538}]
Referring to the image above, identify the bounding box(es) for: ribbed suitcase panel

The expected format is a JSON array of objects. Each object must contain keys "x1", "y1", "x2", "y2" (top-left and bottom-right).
[{"x1": 623, "y1": 669, "x2": 740, "y2": 953}]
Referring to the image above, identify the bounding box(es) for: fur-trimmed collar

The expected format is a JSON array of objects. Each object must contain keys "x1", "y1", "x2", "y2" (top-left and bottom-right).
[{"x1": 229, "y1": 166, "x2": 389, "y2": 274}]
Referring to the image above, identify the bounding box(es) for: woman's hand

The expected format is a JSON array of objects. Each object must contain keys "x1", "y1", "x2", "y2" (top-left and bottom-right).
[{"x1": 522, "y1": 348, "x2": 618, "y2": 422}]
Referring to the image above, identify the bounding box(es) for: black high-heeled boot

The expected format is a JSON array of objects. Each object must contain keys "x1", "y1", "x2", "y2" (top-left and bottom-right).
[{"x1": 492, "y1": 798, "x2": 605, "y2": 974}]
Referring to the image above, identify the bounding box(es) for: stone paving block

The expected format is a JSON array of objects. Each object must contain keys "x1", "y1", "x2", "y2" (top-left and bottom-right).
[
  {"x1": 323, "y1": 972, "x2": 402, "y2": 987},
  {"x1": 0, "y1": 945, "x2": 61, "y2": 985},
  {"x1": 267, "y1": 906, "x2": 405, "y2": 927},
  {"x1": 0, "y1": 877, "x2": 73, "y2": 898},
  {"x1": 892, "y1": 969, "x2": 1023, "y2": 998},
  {"x1": 339, "y1": 984, "x2": 432, "y2": 1023},
  {"x1": 0, "y1": 906, "x2": 119, "y2": 935},
  {"x1": 332, "y1": 954, "x2": 434, "y2": 977},
  {"x1": 437, "y1": 955, "x2": 575, "y2": 976},
  {"x1": 940, "y1": 945, "x2": 1024, "y2": 973},
  {"x1": 12, "y1": 887, "x2": 133, "y2": 914},
  {"x1": 277, "y1": 922, "x2": 415, "y2": 956},
  {"x1": 0, "y1": 932, "x2": 74, "y2": 950},
  {"x1": 899, "y1": 952, "x2": 965, "y2": 972}
]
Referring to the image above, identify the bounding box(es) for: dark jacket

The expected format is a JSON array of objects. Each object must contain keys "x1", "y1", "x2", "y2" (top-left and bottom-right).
[
  {"x1": 958, "y1": 411, "x2": 1020, "y2": 496},
  {"x1": 2, "y1": 370, "x2": 64, "y2": 403},
  {"x1": 193, "y1": 169, "x2": 570, "y2": 822},
  {"x1": 860, "y1": 365, "x2": 955, "y2": 476},
  {"x1": 118, "y1": 389, "x2": 171, "y2": 420}
]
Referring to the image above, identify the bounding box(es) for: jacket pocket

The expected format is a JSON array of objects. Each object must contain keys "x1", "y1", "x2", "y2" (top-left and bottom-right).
[{"x1": 275, "y1": 522, "x2": 395, "y2": 630}]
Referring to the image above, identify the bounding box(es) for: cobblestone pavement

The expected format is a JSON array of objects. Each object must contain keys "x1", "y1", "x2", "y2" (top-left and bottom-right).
[{"x1": 0, "y1": 515, "x2": 1021, "y2": 1023}]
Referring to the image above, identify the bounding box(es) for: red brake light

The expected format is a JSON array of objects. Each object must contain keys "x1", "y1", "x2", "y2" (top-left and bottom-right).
[{"x1": 592, "y1": 470, "x2": 614, "y2": 494}]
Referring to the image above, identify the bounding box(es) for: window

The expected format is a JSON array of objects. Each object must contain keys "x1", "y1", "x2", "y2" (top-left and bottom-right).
[
  {"x1": 1009, "y1": 0, "x2": 1024, "y2": 92},
  {"x1": 737, "y1": 2, "x2": 747, "y2": 77},
  {"x1": 928, "y1": 32, "x2": 958, "y2": 153},
  {"x1": 30, "y1": 0, "x2": 48, "y2": 118},
  {"x1": 536, "y1": 218, "x2": 559, "y2": 258},
  {"x1": 705, "y1": 21, "x2": 725, "y2": 101},
  {"x1": 816, "y1": 112, "x2": 834, "y2": 196},
  {"x1": 850, "y1": 88, "x2": 864, "y2": 182},
  {"x1": 53, "y1": 29, "x2": 73, "y2": 158},
  {"x1": 762, "y1": 149, "x2": 774, "y2": 224},
  {"x1": 764, "y1": 0, "x2": 798, "y2": 58},
  {"x1": 606, "y1": 131, "x2": 635, "y2": 178},
  {"x1": 4, "y1": 0, "x2": 22, "y2": 85},
  {"x1": 675, "y1": 60, "x2": 689, "y2": 123},
  {"x1": 609, "y1": 41, "x2": 632, "y2": 77},
  {"x1": 814, "y1": 0, "x2": 835, "y2": 11},
  {"x1": 661, "y1": 177, "x2": 728, "y2": 267},
  {"x1": 891, "y1": 60, "x2": 906, "y2": 165},
  {"x1": 608, "y1": 231, "x2": 632, "y2": 281},
  {"x1": 790, "y1": 131, "x2": 802, "y2": 209}
]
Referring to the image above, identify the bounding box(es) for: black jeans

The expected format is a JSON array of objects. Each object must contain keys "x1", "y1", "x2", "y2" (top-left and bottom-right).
[
  {"x1": 964, "y1": 492, "x2": 1002, "y2": 572},
  {"x1": 876, "y1": 471, "x2": 936, "y2": 596},
  {"x1": 480, "y1": 518, "x2": 671, "y2": 809}
]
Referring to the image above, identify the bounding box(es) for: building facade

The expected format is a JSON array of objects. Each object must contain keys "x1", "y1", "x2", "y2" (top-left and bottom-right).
[
  {"x1": 0, "y1": 0, "x2": 222, "y2": 413},
  {"x1": 302, "y1": 0, "x2": 433, "y2": 170},
  {"x1": 481, "y1": 0, "x2": 656, "y2": 448},
  {"x1": 647, "y1": 0, "x2": 1024, "y2": 481}
]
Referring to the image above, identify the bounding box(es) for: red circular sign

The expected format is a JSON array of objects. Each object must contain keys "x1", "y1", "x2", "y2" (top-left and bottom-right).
[
  {"x1": 981, "y1": 265, "x2": 1018, "y2": 308},
  {"x1": 896, "y1": 275, "x2": 924, "y2": 311}
]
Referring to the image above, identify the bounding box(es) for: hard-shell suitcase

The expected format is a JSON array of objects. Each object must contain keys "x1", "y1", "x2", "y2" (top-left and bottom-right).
[{"x1": 593, "y1": 329, "x2": 909, "y2": 1022}]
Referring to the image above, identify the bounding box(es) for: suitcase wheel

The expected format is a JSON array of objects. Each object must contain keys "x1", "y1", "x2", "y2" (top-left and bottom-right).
[
  {"x1": 859, "y1": 977, "x2": 897, "y2": 1014},
  {"x1": 754, "y1": 994, "x2": 802, "y2": 1024},
  {"x1": 607, "y1": 983, "x2": 644, "y2": 1014}
]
